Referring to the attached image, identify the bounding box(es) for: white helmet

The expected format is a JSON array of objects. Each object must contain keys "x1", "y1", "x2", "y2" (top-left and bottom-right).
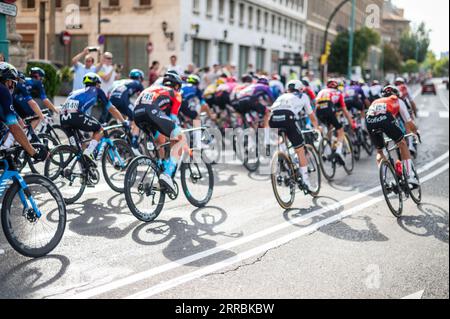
[
  {"x1": 286, "y1": 80, "x2": 304, "y2": 92},
  {"x1": 395, "y1": 77, "x2": 405, "y2": 84}
]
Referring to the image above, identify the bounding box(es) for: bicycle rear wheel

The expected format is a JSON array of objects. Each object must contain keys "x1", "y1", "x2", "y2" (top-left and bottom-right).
[
  {"x1": 124, "y1": 156, "x2": 166, "y2": 223},
  {"x1": 1, "y1": 175, "x2": 66, "y2": 258},
  {"x1": 27, "y1": 133, "x2": 59, "y2": 175},
  {"x1": 362, "y1": 129, "x2": 374, "y2": 156},
  {"x1": 180, "y1": 159, "x2": 214, "y2": 208},
  {"x1": 343, "y1": 134, "x2": 355, "y2": 175},
  {"x1": 102, "y1": 139, "x2": 134, "y2": 193},
  {"x1": 380, "y1": 160, "x2": 403, "y2": 218},
  {"x1": 44, "y1": 145, "x2": 86, "y2": 205},
  {"x1": 271, "y1": 151, "x2": 296, "y2": 209},
  {"x1": 305, "y1": 145, "x2": 321, "y2": 197},
  {"x1": 318, "y1": 138, "x2": 336, "y2": 181},
  {"x1": 406, "y1": 164, "x2": 422, "y2": 205}
]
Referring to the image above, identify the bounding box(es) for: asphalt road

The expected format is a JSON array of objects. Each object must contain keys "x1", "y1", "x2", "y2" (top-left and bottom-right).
[{"x1": 0, "y1": 80, "x2": 448, "y2": 300}]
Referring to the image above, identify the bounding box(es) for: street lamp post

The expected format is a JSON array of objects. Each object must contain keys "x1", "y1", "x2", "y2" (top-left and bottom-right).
[{"x1": 348, "y1": 0, "x2": 356, "y2": 80}]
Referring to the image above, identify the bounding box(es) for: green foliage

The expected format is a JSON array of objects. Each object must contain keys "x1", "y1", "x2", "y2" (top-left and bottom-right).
[
  {"x1": 433, "y1": 57, "x2": 449, "y2": 77},
  {"x1": 402, "y1": 59, "x2": 420, "y2": 74},
  {"x1": 399, "y1": 22, "x2": 430, "y2": 63},
  {"x1": 26, "y1": 61, "x2": 61, "y2": 99},
  {"x1": 59, "y1": 66, "x2": 74, "y2": 83},
  {"x1": 329, "y1": 27, "x2": 381, "y2": 75},
  {"x1": 383, "y1": 44, "x2": 402, "y2": 72}
]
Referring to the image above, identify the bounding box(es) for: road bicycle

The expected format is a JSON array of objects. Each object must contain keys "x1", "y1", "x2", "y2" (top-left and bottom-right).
[
  {"x1": 44, "y1": 124, "x2": 134, "y2": 204},
  {"x1": 379, "y1": 133, "x2": 422, "y2": 218},
  {"x1": 124, "y1": 127, "x2": 215, "y2": 223},
  {"x1": 346, "y1": 110, "x2": 374, "y2": 161},
  {"x1": 0, "y1": 145, "x2": 66, "y2": 258},
  {"x1": 271, "y1": 129, "x2": 322, "y2": 209}
]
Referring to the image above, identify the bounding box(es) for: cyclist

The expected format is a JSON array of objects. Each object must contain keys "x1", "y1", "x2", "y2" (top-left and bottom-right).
[
  {"x1": 60, "y1": 73, "x2": 127, "y2": 162},
  {"x1": 395, "y1": 77, "x2": 417, "y2": 118},
  {"x1": 180, "y1": 74, "x2": 215, "y2": 122},
  {"x1": 214, "y1": 76, "x2": 238, "y2": 112},
  {"x1": 0, "y1": 62, "x2": 47, "y2": 161},
  {"x1": 109, "y1": 69, "x2": 145, "y2": 155},
  {"x1": 230, "y1": 74, "x2": 253, "y2": 107},
  {"x1": 133, "y1": 72, "x2": 187, "y2": 193},
  {"x1": 301, "y1": 78, "x2": 317, "y2": 103},
  {"x1": 366, "y1": 85, "x2": 419, "y2": 185},
  {"x1": 369, "y1": 80, "x2": 382, "y2": 103},
  {"x1": 269, "y1": 74, "x2": 285, "y2": 100},
  {"x1": 270, "y1": 80, "x2": 322, "y2": 190},
  {"x1": 13, "y1": 67, "x2": 59, "y2": 129},
  {"x1": 315, "y1": 79, "x2": 356, "y2": 164},
  {"x1": 344, "y1": 80, "x2": 370, "y2": 129}
]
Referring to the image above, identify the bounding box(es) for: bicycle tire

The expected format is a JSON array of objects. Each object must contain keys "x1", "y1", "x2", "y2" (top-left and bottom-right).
[
  {"x1": 124, "y1": 156, "x2": 166, "y2": 223},
  {"x1": 343, "y1": 134, "x2": 355, "y2": 175},
  {"x1": 1, "y1": 174, "x2": 66, "y2": 258},
  {"x1": 305, "y1": 145, "x2": 322, "y2": 197},
  {"x1": 180, "y1": 161, "x2": 214, "y2": 208},
  {"x1": 271, "y1": 151, "x2": 296, "y2": 209},
  {"x1": 406, "y1": 164, "x2": 422, "y2": 205},
  {"x1": 27, "y1": 133, "x2": 59, "y2": 175},
  {"x1": 102, "y1": 139, "x2": 134, "y2": 193},
  {"x1": 379, "y1": 160, "x2": 403, "y2": 218},
  {"x1": 318, "y1": 138, "x2": 336, "y2": 181}
]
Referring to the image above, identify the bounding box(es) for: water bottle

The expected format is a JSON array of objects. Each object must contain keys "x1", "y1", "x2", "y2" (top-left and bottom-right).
[{"x1": 395, "y1": 160, "x2": 403, "y2": 177}]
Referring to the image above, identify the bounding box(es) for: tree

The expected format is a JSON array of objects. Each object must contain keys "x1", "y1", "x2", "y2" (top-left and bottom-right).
[
  {"x1": 329, "y1": 27, "x2": 381, "y2": 75},
  {"x1": 433, "y1": 57, "x2": 449, "y2": 77},
  {"x1": 383, "y1": 44, "x2": 402, "y2": 72},
  {"x1": 402, "y1": 59, "x2": 420, "y2": 74},
  {"x1": 399, "y1": 22, "x2": 431, "y2": 63}
]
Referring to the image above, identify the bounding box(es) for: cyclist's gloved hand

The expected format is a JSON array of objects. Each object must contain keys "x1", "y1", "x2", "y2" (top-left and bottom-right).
[
  {"x1": 32, "y1": 147, "x2": 49, "y2": 163},
  {"x1": 123, "y1": 120, "x2": 131, "y2": 131}
]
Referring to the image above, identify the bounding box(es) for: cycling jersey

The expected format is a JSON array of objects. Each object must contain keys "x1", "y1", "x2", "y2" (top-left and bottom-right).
[
  {"x1": 180, "y1": 83, "x2": 205, "y2": 119},
  {"x1": 367, "y1": 96, "x2": 411, "y2": 123},
  {"x1": 62, "y1": 86, "x2": 112, "y2": 114},
  {"x1": 0, "y1": 83, "x2": 19, "y2": 127},
  {"x1": 344, "y1": 85, "x2": 367, "y2": 112},
  {"x1": 315, "y1": 88, "x2": 347, "y2": 130},
  {"x1": 109, "y1": 79, "x2": 144, "y2": 120},
  {"x1": 235, "y1": 84, "x2": 274, "y2": 116},
  {"x1": 237, "y1": 84, "x2": 274, "y2": 102},
  {"x1": 271, "y1": 92, "x2": 313, "y2": 117},
  {"x1": 303, "y1": 87, "x2": 316, "y2": 102},
  {"x1": 369, "y1": 85, "x2": 382, "y2": 102},
  {"x1": 13, "y1": 78, "x2": 47, "y2": 118},
  {"x1": 269, "y1": 80, "x2": 285, "y2": 100}
]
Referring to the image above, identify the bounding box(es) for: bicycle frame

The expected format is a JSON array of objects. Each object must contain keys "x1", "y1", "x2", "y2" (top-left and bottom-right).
[{"x1": 0, "y1": 160, "x2": 42, "y2": 218}]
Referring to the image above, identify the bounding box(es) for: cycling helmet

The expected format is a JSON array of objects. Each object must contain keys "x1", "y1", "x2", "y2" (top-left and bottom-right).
[
  {"x1": 30, "y1": 67, "x2": 46, "y2": 79},
  {"x1": 162, "y1": 72, "x2": 183, "y2": 91},
  {"x1": 187, "y1": 74, "x2": 201, "y2": 86},
  {"x1": 0, "y1": 62, "x2": 19, "y2": 83},
  {"x1": 227, "y1": 76, "x2": 237, "y2": 83},
  {"x1": 241, "y1": 74, "x2": 253, "y2": 84},
  {"x1": 18, "y1": 71, "x2": 26, "y2": 82},
  {"x1": 301, "y1": 77, "x2": 310, "y2": 87},
  {"x1": 358, "y1": 79, "x2": 366, "y2": 85},
  {"x1": 129, "y1": 69, "x2": 145, "y2": 81},
  {"x1": 83, "y1": 72, "x2": 102, "y2": 87},
  {"x1": 257, "y1": 76, "x2": 269, "y2": 86},
  {"x1": 395, "y1": 77, "x2": 405, "y2": 84},
  {"x1": 327, "y1": 79, "x2": 339, "y2": 89},
  {"x1": 286, "y1": 80, "x2": 304, "y2": 93},
  {"x1": 372, "y1": 80, "x2": 380, "y2": 85},
  {"x1": 381, "y1": 85, "x2": 400, "y2": 98}
]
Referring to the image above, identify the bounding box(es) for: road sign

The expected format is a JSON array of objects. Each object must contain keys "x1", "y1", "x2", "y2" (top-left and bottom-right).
[
  {"x1": 0, "y1": 2, "x2": 17, "y2": 17},
  {"x1": 61, "y1": 31, "x2": 71, "y2": 46}
]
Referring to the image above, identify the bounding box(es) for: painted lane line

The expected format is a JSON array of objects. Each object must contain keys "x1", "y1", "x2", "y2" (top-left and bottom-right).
[
  {"x1": 438, "y1": 91, "x2": 449, "y2": 111},
  {"x1": 126, "y1": 163, "x2": 449, "y2": 299},
  {"x1": 0, "y1": 249, "x2": 4, "y2": 255},
  {"x1": 69, "y1": 153, "x2": 450, "y2": 299},
  {"x1": 417, "y1": 111, "x2": 430, "y2": 118},
  {"x1": 439, "y1": 112, "x2": 449, "y2": 119},
  {"x1": 402, "y1": 290, "x2": 425, "y2": 299}
]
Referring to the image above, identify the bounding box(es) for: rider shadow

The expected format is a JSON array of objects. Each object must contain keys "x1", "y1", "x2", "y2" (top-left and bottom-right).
[
  {"x1": 398, "y1": 203, "x2": 449, "y2": 244},
  {"x1": 68, "y1": 197, "x2": 141, "y2": 240},
  {"x1": 283, "y1": 196, "x2": 388, "y2": 242},
  {"x1": 212, "y1": 167, "x2": 239, "y2": 187},
  {"x1": 0, "y1": 255, "x2": 70, "y2": 298},
  {"x1": 132, "y1": 206, "x2": 242, "y2": 267}
]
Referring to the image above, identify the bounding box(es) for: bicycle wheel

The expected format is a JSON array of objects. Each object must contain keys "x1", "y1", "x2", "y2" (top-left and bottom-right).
[
  {"x1": 1, "y1": 174, "x2": 66, "y2": 258},
  {"x1": 406, "y1": 164, "x2": 422, "y2": 205},
  {"x1": 318, "y1": 138, "x2": 336, "y2": 181},
  {"x1": 271, "y1": 151, "x2": 296, "y2": 209},
  {"x1": 362, "y1": 129, "x2": 374, "y2": 156},
  {"x1": 243, "y1": 134, "x2": 260, "y2": 172},
  {"x1": 180, "y1": 159, "x2": 214, "y2": 208},
  {"x1": 352, "y1": 131, "x2": 361, "y2": 161},
  {"x1": 27, "y1": 133, "x2": 59, "y2": 175},
  {"x1": 124, "y1": 156, "x2": 166, "y2": 223},
  {"x1": 102, "y1": 139, "x2": 134, "y2": 193},
  {"x1": 44, "y1": 145, "x2": 86, "y2": 205},
  {"x1": 305, "y1": 145, "x2": 321, "y2": 197},
  {"x1": 343, "y1": 134, "x2": 355, "y2": 175},
  {"x1": 50, "y1": 125, "x2": 70, "y2": 146},
  {"x1": 379, "y1": 160, "x2": 403, "y2": 218}
]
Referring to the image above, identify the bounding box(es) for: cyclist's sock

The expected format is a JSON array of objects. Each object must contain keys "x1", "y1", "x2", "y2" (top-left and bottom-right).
[
  {"x1": 403, "y1": 159, "x2": 413, "y2": 177},
  {"x1": 336, "y1": 142, "x2": 343, "y2": 155},
  {"x1": 3, "y1": 133, "x2": 15, "y2": 149},
  {"x1": 194, "y1": 130, "x2": 202, "y2": 149},
  {"x1": 163, "y1": 157, "x2": 178, "y2": 177},
  {"x1": 131, "y1": 135, "x2": 139, "y2": 149},
  {"x1": 300, "y1": 166, "x2": 309, "y2": 182},
  {"x1": 84, "y1": 140, "x2": 99, "y2": 157}
]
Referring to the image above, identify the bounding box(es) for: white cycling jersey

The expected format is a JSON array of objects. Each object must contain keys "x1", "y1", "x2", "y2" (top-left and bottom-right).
[
  {"x1": 271, "y1": 92, "x2": 313, "y2": 116},
  {"x1": 398, "y1": 98, "x2": 412, "y2": 123}
]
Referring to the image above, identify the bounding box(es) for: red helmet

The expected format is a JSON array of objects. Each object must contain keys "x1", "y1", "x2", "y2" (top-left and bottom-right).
[{"x1": 327, "y1": 79, "x2": 339, "y2": 89}]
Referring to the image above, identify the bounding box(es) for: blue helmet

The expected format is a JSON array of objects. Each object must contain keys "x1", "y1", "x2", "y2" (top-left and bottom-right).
[
  {"x1": 129, "y1": 69, "x2": 145, "y2": 81},
  {"x1": 30, "y1": 67, "x2": 46, "y2": 79},
  {"x1": 257, "y1": 76, "x2": 269, "y2": 86}
]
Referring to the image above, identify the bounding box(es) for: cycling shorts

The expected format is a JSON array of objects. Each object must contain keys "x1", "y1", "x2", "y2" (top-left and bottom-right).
[
  {"x1": 366, "y1": 112, "x2": 404, "y2": 150},
  {"x1": 60, "y1": 112, "x2": 102, "y2": 132},
  {"x1": 214, "y1": 91, "x2": 230, "y2": 110},
  {"x1": 316, "y1": 105, "x2": 343, "y2": 130},
  {"x1": 134, "y1": 103, "x2": 181, "y2": 140},
  {"x1": 270, "y1": 110, "x2": 305, "y2": 149}
]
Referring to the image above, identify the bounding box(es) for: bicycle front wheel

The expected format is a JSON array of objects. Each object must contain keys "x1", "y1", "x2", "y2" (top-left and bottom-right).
[
  {"x1": 318, "y1": 138, "x2": 336, "y2": 181},
  {"x1": 343, "y1": 134, "x2": 355, "y2": 175},
  {"x1": 1, "y1": 175, "x2": 66, "y2": 258},
  {"x1": 305, "y1": 145, "x2": 321, "y2": 197},
  {"x1": 180, "y1": 159, "x2": 214, "y2": 208},
  {"x1": 407, "y1": 164, "x2": 422, "y2": 205},
  {"x1": 102, "y1": 139, "x2": 134, "y2": 193},
  {"x1": 271, "y1": 151, "x2": 296, "y2": 209},
  {"x1": 380, "y1": 160, "x2": 403, "y2": 218},
  {"x1": 124, "y1": 156, "x2": 166, "y2": 223}
]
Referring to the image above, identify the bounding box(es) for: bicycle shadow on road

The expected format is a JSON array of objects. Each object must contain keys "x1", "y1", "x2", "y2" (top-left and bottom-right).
[
  {"x1": 398, "y1": 203, "x2": 449, "y2": 244},
  {"x1": 283, "y1": 196, "x2": 389, "y2": 243},
  {"x1": 0, "y1": 255, "x2": 70, "y2": 299},
  {"x1": 131, "y1": 206, "x2": 243, "y2": 267}
]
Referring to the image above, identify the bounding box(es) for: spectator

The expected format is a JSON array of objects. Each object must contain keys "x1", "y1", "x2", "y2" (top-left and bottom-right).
[
  {"x1": 165, "y1": 55, "x2": 183, "y2": 75},
  {"x1": 0, "y1": 52, "x2": 5, "y2": 62},
  {"x1": 148, "y1": 61, "x2": 161, "y2": 85},
  {"x1": 97, "y1": 51, "x2": 118, "y2": 94},
  {"x1": 247, "y1": 63, "x2": 255, "y2": 76},
  {"x1": 184, "y1": 63, "x2": 197, "y2": 76},
  {"x1": 71, "y1": 47, "x2": 97, "y2": 91}
]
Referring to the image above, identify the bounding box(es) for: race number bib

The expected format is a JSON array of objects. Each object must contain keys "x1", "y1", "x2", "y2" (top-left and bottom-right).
[{"x1": 62, "y1": 99, "x2": 79, "y2": 111}]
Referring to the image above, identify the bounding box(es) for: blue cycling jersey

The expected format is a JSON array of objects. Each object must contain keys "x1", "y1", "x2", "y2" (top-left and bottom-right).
[
  {"x1": 13, "y1": 78, "x2": 47, "y2": 110},
  {"x1": 181, "y1": 83, "x2": 206, "y2": 105},
  {"x1": 0, "y1": 84, "x2": 19, "y2": 134},
  {"x1": 62, "y1": 86, "x2": 112, "y2": 114},
  {"x1": 345, "y1": 85, "x2": 367, "y2": 101},
  {"x1": 109, "y1": 79, "x2": 144, "y2": 101}
]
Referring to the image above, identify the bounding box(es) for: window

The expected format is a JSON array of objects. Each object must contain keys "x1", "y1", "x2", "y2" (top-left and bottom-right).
[
  {"x1": 248, "y1": 6, "x2": 253, "y2": 29},
  {"x1": 108, "y1": 0, "x2": 120, "y2": 7},
  {"x1": 192, "y1": 0, "x2": 200, "y2": 14},
  {"x1": 22, "y1": 0, "x2": 36, "y2": 8},
  {"x1": 239, "y1": 45, "x2": 250, "y2": 76},
  {"x1": 79, "y1": 0, "x2": 90, "y2": 8},
  {"x1": 104, "y1": 35, "x2": 149, "y2": 76},
  {"x1": 218, "y1": 0, "x2": 225, "y2": 20},
  {"x1": 256, "y1": 48, "x2": 266, "y2": 72},
  {"x1": 193, "y1": 39, "x2": 209, "y2": 68},
  {"x1": 239, "y1": 3, "x2": 245, "y2": 26},
  {"x1": 218, "y1": 42, "x2": 232, "y2": 66},
  {"x1": 206, "y1": 0, "x2": 213, "y2": 17}
]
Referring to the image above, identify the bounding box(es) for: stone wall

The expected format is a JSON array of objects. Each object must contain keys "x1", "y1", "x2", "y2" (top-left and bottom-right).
[{"x1": 7, "y1": 16, "x2": 27, "y2": 71}]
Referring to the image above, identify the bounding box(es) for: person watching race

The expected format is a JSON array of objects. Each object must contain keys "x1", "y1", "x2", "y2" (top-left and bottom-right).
[
  {"x1": 13, "y1": 67, "x2": 60, "y2": 129},
  {"x1": 315, "y1": 79, "x2": 356, "y2": 164},
  {"x1": 60, "y1": 73, "x2": 127, "y2": 163},
  {"x1": 0, "y1": 62, "x2": 48, "y2": 161},
  {"x1": 366, "y1": 85, "x2": 419, "y2": 186},
  {"x1": 369, "y1": 80, "x2": 382, "y2": 103},
  {"x1": 269, "y1": 80, "x2": 322, "y2": 191},
  {"x1": 133, "y1": 72, "x2": 187, "y2": 194},
  {"x1": 395, "y1": 77, "x2": 418, "y2": 118},
  {"x1": 109, "y1": 69, "x2": 145, "y2": 155}
]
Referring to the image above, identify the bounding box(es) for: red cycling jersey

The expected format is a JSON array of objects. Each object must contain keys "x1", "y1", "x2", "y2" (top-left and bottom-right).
[
  {"x1": 316, "y1": 88, "x2": 347, "y2": 110},
  {"x1": 367, "y1": 96, "x2": 401, "y2": 117},
  {"x1": 136, "y1": 86, "x2": 182, "y2": 117},
  {"x1": 304, "y1": 87, "x2": 316, "y2": 101}
]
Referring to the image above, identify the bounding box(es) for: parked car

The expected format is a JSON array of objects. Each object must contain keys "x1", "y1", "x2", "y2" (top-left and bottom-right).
[{"x1": 421, "y1": 79, "x2": 437, "y2": 95}]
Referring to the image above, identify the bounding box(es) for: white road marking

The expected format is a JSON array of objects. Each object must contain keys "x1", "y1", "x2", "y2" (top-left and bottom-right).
[
  {"x1": 125, "y1": 163, "x2": 449, "y2": 299},
  {"x1": 438, "y1": 90, "x2": 449, "y2": 111},
  {"x1": 402, "y1": 290, "x2": 425, "y2": 299},
  {"x1": 417, "y1": 111, "x2": 430, "y2": 118},
  {"x1": 68, "y1": 152, "x2": 450, "y2": 299},
  {"x1": 439, "y1": 112, "x2": 449, "y2": 119},
  {"x1": 0, "y1": 249, "x2": 4, "y2": 255}
]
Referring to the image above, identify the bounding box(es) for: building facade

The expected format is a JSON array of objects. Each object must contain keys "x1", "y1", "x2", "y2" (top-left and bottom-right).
[
  {"x1": 382, "y1": 0, "x2": 410, "y2": 49},
  {"x1": 16, "y1": 0, "x2": 308, "y2": 76},
  {"x1": 305, "y1": 0, "x2": 384, "y2": 74}
]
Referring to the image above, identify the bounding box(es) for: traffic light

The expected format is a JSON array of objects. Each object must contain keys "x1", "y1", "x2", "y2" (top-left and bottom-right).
[{"x1": 325, "y1": 41, "x2": 332, "y2": 57}]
